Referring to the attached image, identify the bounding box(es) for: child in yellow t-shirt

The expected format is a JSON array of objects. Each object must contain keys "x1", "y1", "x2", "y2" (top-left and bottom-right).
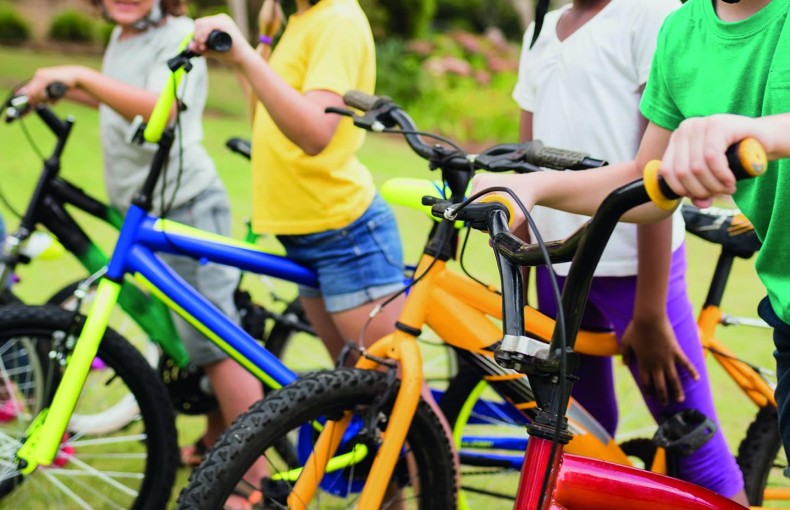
[{"x1": 192, "y1": 2, "x2": 405, "y2": 366}]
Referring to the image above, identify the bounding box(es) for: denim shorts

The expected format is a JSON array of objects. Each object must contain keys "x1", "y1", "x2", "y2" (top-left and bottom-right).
[{"x1": 277, "y1": 193, "x2": 404, "y2": 313}]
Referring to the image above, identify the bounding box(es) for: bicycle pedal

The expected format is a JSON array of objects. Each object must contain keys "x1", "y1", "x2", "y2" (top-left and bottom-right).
[{"x1": 653, "y1": 409, "x2": 717, "y2": 456}]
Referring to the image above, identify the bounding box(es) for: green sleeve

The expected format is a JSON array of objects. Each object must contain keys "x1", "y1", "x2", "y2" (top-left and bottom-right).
[{"x1": 640, "y1": 20, "x2": 685, "y2": 131}]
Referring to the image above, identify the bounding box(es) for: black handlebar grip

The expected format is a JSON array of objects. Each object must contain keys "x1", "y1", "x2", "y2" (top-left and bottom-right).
[
  {"x1": 45, "y1": 82, "x2": 67, "y2": 100},
  {"x1": 421, "y1": 196, "x2": 440, "y2": 206},
  {"x1": 644, "y1": 138, "x2": 767, "y2": 210},
  {"x1": 225, "y1": 137, "x2": 251, "y2": 160},
  {"x1": 343, "y1": 90, "x2": 390, "y2": 112},
  {"x1": 206, "y1": 30, "x2": 232, "y2": 52},
  {"x1": 524, "y1": 140, "x2": 600, "y2": 170}
]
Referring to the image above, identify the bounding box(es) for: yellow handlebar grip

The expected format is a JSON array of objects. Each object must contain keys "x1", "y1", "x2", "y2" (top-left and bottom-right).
[
  {"x1": 479, "y1": 195, "x2": 515, "y2": 227},
  {"x1": 643, "y1": 160, "x2": 680, "y2": 211},
  {"x1": 729, "y1": 137, "x2": 767, "y2": 178}
]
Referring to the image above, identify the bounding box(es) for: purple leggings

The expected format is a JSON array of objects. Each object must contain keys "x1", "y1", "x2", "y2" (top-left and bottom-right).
[{"x1": 535, "y1": 244, "x2": 743, "y2": 497}]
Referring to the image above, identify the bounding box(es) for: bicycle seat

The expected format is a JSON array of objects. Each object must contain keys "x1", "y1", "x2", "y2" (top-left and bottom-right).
[{"x1": 681, "y1": 204, "x2": 761, "y2": 258}]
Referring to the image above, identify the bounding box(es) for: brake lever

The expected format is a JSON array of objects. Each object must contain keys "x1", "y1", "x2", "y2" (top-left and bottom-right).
[
  {"x1": 325, "y1": 106, "x2": 354, "y2": 118},
  {"x1": 5, "y1": 96, "x2": 29, "y2": 123},
  {"x1": 325, "y1": 106, "x2": 389, "y2": 132},
  {"x1": 5, "y1": 82, "x2": 68, "y2": 123}
]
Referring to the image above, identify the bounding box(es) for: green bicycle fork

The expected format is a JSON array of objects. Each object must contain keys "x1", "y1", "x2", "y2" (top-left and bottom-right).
[{"x1": 16, "y1": 279, "x2": 121, "y2": 473}]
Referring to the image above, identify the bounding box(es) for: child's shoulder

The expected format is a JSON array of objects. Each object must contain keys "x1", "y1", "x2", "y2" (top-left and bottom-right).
[
  {"x1": 162, "y1": 16, "x2": 195, "y2": 37},
  {"x1": 149, "y1": 16, "x2": 195, "y2": 50}
]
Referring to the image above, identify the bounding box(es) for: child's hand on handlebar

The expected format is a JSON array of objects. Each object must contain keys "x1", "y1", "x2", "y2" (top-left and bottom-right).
[
  {"x1": 659, "y1": 114, "x2": 761, "y2": 208},
  {"x1": 18, "y1": 66, "x2": 82, "y2": 105},
  {"x1": 470, "y1": 173, "x2": 530, "y2": 231},
  {"x1": 191, "y1": 14, "x2": 250, "y2": 65}
]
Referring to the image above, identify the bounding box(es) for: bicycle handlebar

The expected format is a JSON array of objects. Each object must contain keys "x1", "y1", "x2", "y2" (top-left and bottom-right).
[
  {"x1": 337, "y1": 90, "x2": 608, "y2": 173},
  {"x1": 431, "y1": 139, "x2": 766, "y2": 266},
  {"x1": 429, "y1": 139, "x2": 766, "y2": 360},
  {"x1": 4, "y1": 81, "x2": 68, "y2": 125}
]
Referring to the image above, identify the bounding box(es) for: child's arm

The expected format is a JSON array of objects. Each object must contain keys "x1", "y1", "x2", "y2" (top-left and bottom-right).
[
  {"x1": 471, "y1": 123, "x2": 677, "y2": 227},
  {"x1": 624, "y1": 219, "x2": 700, "y2": 405},
  {"x1": 21, "y1": 65, "x2": 163, "y2": 122},
  {"x1": 191, "y1": 14, "x2": 345, "y2": 157},
  {"x1": 628, "y1": 118, "x2": 700, "y2": 405}
]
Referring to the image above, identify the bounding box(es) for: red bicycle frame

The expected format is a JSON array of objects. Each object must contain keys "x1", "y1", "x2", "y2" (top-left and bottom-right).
[
  {"x1": 515, "y1": 436, "x2": 743, "y2": 510},
  {"x1": 460, "y1": 172, "x2": 759, "y2": 510}
]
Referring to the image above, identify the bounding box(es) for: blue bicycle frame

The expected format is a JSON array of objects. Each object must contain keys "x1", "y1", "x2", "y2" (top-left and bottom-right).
[{"x1": 15, "y1": 33, "x2": 315, "y2": 471}]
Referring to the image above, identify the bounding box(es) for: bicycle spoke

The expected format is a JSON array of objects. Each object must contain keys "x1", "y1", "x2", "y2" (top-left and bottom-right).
[{"x1": 40, "y1": 468, "x2": 100, "y2": 510}]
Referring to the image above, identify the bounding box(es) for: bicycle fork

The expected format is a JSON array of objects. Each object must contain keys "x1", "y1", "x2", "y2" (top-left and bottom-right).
[
  {"x1": 15, "y1": 278, "x2": 120, "y2": 473},
  {"x1": 285, "y1": 332, "x2": 424, "y2": 509}
]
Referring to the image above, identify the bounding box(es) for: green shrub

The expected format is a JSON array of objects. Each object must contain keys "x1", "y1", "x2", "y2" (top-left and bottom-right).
[
  {"x1": 435, "y1": 0, "x2": 522, "y2": 40},
  {"x1": 97, "y1": 21, "x2": 114, "y2": 47},
  {"x1": 375, "y1": 38, "x2": 427, "y2": 107},
  {"x1": 0, "y1": 4, "x2": 31, "y2": 45},
  {"x1": 376, "y1": 31, "x2": 520, "y2": 143},
  {"x1": 408, "y1": 70, "x2": 519, "y2": 143},
  {"x1": 378, "y1": 0, "x2": 436, "y2": 38},
  {"x1": 48, "y1": 10, "x2": 96, "y2": 43}
]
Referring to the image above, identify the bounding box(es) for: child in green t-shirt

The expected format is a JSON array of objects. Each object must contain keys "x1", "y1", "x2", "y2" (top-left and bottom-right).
[{"x1": 474, "y1": 0, "x2": 790, "y2": 499}]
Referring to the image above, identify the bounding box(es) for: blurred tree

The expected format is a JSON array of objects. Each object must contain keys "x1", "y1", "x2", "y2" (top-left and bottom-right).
[
  {"x1": 378, "y1": 0, "x2": 436, "y2": 38},
  {"x1": 227, "y1": 0, "x2": 249, "y2": 39}
]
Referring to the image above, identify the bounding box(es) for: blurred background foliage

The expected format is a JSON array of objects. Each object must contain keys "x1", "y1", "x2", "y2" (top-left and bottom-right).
[{"x1": 0, "y1": 0, "x2": 571, "y2": 143}]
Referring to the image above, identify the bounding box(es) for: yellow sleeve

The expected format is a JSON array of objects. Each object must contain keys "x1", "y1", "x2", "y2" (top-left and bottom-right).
[{"x1": 302, "y1": 20, "x2": 370, "y2": 96}]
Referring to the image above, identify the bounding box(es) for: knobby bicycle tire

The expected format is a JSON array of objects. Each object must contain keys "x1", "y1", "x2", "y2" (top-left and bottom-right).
[
  {"x1": 0, "y1": 304, "x2": 178, "y2": 510},
  {"x1": 179, "y1": 368, "x2": 457, "y2": 509},
  {"x1": 737, "y1": 405, "x2": 784, "y2": 506}
]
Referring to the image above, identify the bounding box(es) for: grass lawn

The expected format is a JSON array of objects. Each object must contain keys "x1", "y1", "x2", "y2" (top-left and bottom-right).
[{"x1": 0, "y1": 46, "x2": 778, "y2": 508}]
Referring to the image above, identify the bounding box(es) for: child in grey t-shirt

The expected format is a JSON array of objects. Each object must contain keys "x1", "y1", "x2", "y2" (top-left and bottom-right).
[{"x1": 20, "y1": 0, "x2": 263, "y2": 472}]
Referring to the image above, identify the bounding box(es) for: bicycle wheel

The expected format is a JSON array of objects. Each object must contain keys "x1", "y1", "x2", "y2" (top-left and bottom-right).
[
  {"x1": 737, "y1": 405, "x2": 786, "y2": 506},
  {"x1": 178, "y1": 368, "x2": 457, "y2": 509},
  {"x1": 0, "y1": 305, "x2": 178, "y2": 509}
]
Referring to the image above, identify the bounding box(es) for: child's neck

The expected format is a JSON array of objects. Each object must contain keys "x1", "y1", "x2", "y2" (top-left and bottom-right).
[
  {"x1": 558, "y1": 0, "x2": 610, "y2": 41},
  {"x1": 118, "y1": 17, "x2": 167, "y2": 41},
  {"x1": 571, "y1": 0, "x2": 610, "y2": 10},
  {"x1": 715, "y1": 0, "x2": 772, "y2": 22}
]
